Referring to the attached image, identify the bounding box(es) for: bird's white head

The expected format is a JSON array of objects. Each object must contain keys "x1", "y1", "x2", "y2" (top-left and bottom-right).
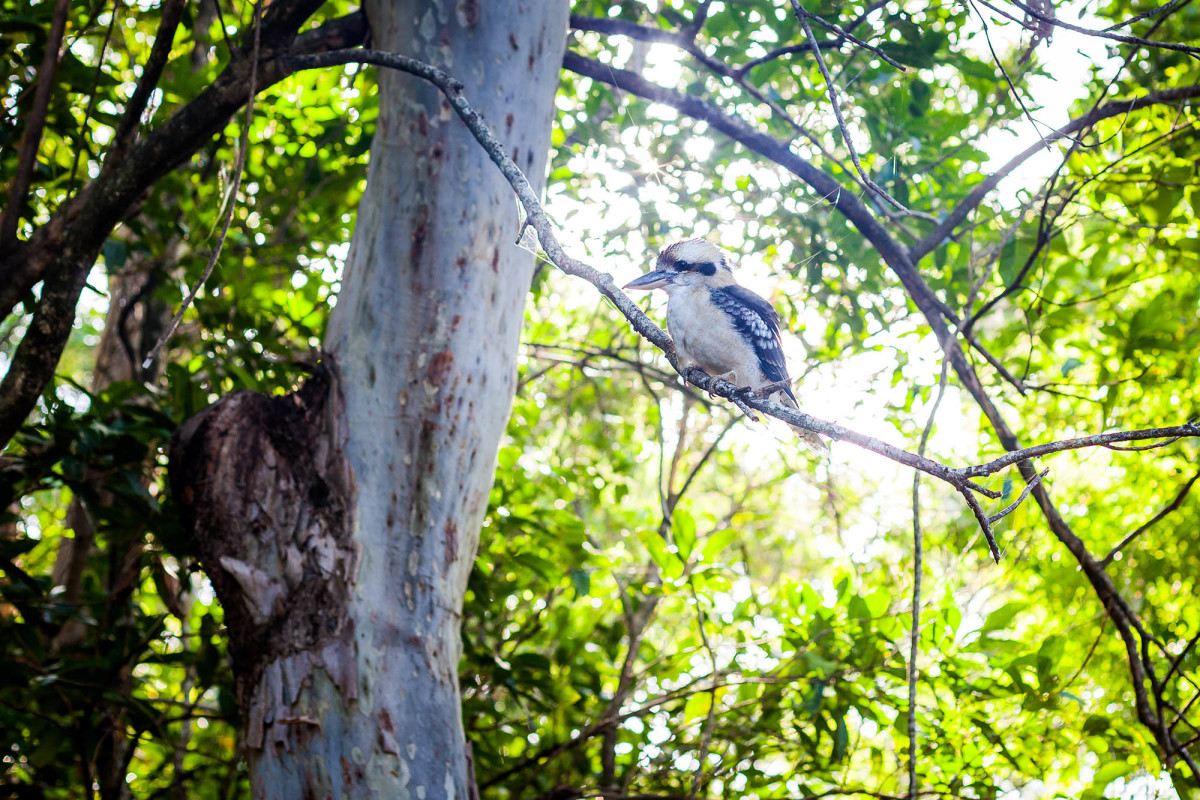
[{"x1": 623, "y1": 239, "x2": 735, "y2": 293}]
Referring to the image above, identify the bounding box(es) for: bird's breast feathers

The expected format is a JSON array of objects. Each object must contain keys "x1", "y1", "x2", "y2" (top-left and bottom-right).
[{"x1": 665, "y1": 284, "x2": 788, "y2": 391}]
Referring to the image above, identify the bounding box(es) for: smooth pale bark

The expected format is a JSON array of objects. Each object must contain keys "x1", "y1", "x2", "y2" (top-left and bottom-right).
[
  {"x1": 173, "y1": 1, "x2": 567, "y2": 797},
  {"x1": 258, "y1": 0, "x2": 568, "y2": 793}
]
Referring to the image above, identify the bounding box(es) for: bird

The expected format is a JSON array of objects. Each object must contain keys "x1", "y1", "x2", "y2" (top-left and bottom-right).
[{"x1": 623, "y1": 238, "x2": 828, "y2": 453}]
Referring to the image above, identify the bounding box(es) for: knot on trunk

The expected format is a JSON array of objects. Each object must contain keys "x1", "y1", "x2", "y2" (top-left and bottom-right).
[{"x1": 169, "y1": 357, "x2": 357, "y2": 690}]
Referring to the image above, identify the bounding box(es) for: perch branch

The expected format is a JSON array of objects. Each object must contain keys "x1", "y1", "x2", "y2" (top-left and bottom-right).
[{"x1": 286, "y1": 48, "x2": 1200, "y2": 563}]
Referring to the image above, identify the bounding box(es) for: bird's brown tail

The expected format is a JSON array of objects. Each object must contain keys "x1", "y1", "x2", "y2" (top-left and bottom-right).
[{"x1": 778, "y1": 392, "x2": 830, "y2": 454}]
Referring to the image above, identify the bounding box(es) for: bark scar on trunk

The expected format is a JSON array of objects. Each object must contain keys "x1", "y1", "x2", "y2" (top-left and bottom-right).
[{"x1": 170, "y1": 355, "x2": 357, "y2": 701}]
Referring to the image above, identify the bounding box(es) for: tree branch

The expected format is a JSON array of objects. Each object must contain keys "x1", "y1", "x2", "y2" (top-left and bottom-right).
[
  {"x1": 792, "y1": 3, "x2": 907, "y2": 211},
  {"x1": 998, "y1": 0, "x2": 1200, "y2": 55},
  {"x1": 561, "y1": 53, "x2": 920, "y2": 278},
  {"x1": 570, "y1": 12, "x2": 847, "y2": 180},
  {"x1": 0, "y1": 0, "x2": 72, "y2": 251},
  {"x1": 0, "y1": 9, "x2": 366, "y2": 451},
  {"x1": 0, "y1": 6, "x2": 365, "y2": 322},
  {"x1": 0, "y1": 265, "x2": 91, "y2": 447},
  {"x1": 143, "y1": 1, "x2": 263, "y2": 369},
  {"x1": 104, "y1": 0, "x2": 189, "y2": 169},
  {"x1": 735, "y1": 0, "x2": 891, "y2": 76},
  {"x1": 568, "y1": 15, "x2": 682, "y2": 45},
  {"x1": 1104, "y1": 0, "x2": 1189, "y2": 31},
  {"x1": 959, "y1": 424, "x2": 1200, "y2": 478},
  {"x1": 986, "y1": 468, "x2": 1049, "y2": 524}
]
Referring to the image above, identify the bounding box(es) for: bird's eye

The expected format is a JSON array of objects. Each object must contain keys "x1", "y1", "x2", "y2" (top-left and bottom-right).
[
  {"x1": 675, "y1": 260, "x2": 692, "y2": 271},
  {"x1": 699, "y1": 262, "x2": 717, "y2": 277}
]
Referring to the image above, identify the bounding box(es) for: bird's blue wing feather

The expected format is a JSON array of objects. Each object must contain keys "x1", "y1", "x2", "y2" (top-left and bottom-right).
[{"x1": 708, "y1": 286, "x2": 797, "y2": 403}]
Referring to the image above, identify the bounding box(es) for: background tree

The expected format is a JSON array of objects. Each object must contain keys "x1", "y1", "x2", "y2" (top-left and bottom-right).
[{"x1": 2, "y1": 0, "x2": 1199, "y2": 799}]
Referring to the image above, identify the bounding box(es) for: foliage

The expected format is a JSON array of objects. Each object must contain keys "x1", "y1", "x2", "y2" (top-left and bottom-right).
[{"x1": 2, "y1": 0, "x2": 1199, "y2": 798}]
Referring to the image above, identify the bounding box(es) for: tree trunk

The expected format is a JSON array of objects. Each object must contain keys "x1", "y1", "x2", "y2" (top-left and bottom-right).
[{"x1": 170, "y1": 1, "x2": 568, "y2": 796}]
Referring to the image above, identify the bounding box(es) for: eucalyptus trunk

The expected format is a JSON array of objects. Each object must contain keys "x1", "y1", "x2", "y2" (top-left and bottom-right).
[{"x1": 170, "y1": 2, "x2": 568, "y2": 796}]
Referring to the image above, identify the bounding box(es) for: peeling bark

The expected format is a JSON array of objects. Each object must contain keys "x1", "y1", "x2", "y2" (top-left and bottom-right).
[{"x1": 171, "y1": 362, "x2": 357, "y2": 702}]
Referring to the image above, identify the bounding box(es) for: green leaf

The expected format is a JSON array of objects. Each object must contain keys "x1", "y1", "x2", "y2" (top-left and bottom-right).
[
  {"x1": 102, "y1": 239, "x2": 128, "y2": 272},
  {"x1": 569, "y1": 568, "x2": 590, "y2": 597},
  {"x1": 831, "y1": 713, "x2": 849, "y2": 763},
  {"x1": 637, "y1": 529, "x2": 683, "y2": 579},
  {"x1": 700, "y1": 527, "x2": 738, "y2": 561},
  {"x1": 673, "y1": 508, "x2": 697, "y2": 560},
  {"x1": 1060, "y1": 357, "x2": 1083, "y2": 378},
  {"x1": 1082, "y1": 760, "x2": 1137, "y2": 800},
  {"x1": 683, "y1": 692, "x2": 712, "y2": 722}
]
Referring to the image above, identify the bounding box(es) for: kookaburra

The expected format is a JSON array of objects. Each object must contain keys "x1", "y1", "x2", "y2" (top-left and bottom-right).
[{"x1": 624, "y1": 239, "x2": 827, "y2": 453}]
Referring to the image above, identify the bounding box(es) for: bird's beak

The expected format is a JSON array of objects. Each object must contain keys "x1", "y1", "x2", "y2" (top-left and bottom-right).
[{"x1": 623, "y1": 269, "x2": 672, "y2": 291}]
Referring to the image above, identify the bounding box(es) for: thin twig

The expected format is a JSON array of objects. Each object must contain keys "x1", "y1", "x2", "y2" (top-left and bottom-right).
[
  {"x1": 670, "y1": 416, "x2": 739, "y2": 507},
  {"x1": 909, "y1": 358, "x2": 950, "y2": 796},
  {"x1": 571, "y1": 12, "x2": 861, "y2": 190},
  {"x1": 1102, "y1": 0, "x2": 1190, "y2": 31},
  {"x1": 964, "y1": 480, "x2": 1002, "y2": 499},
  {"x1": 105, "y1": 0, "x2": 189, "y2": 169},
  {"x1": 1163, "y1": 630, "x2": 1200, "y2": 692},
  {"x1": 737, "y1": 43, "x2": 834, "y2": 76},
  {"x1": 967, "y1": 0, "x2": 1056, "y2": 152},
  {"x1": 687, "y1": 583, "x2": 719, "y2": 800},
  {"x1": 1000, "y1": 0, "x2": 1200, "y2": 55},
  {"x1": 986, "y1": 468, "x2": 1049, "y2": 524},
  {"x1": 802, "y1": 7, "x2": 906, "y2": 71},
  {"x1": 68, "y1": 0, "x2": 119, "y2": 198},
  {"x1": 143, "y1": 2, "x2": 263, "y2": 369},
  {"x1": 1104, "y1": 436, "x2": 1184, "y2": 452},
  {"x1": 792, "y1": 2, "x2": 908, "y2": 212},
  {"x1": 1101, "y1": 469, "x2": 1200, "y2": 566},
  {"x1": 957, "y1": 485, "x2": 1002, "y2": 561},
  {"x1": 911, "y1": 84, "x2": 1200, "y2": 260},
  {"x1": 959, "y1": 424, "x2": 1200, "y2": 479}
]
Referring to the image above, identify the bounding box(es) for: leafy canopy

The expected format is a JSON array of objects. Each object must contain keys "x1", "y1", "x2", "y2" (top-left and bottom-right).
[{"x1": 2, "y1": 0, "x2": 1199, "y2": 798}]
